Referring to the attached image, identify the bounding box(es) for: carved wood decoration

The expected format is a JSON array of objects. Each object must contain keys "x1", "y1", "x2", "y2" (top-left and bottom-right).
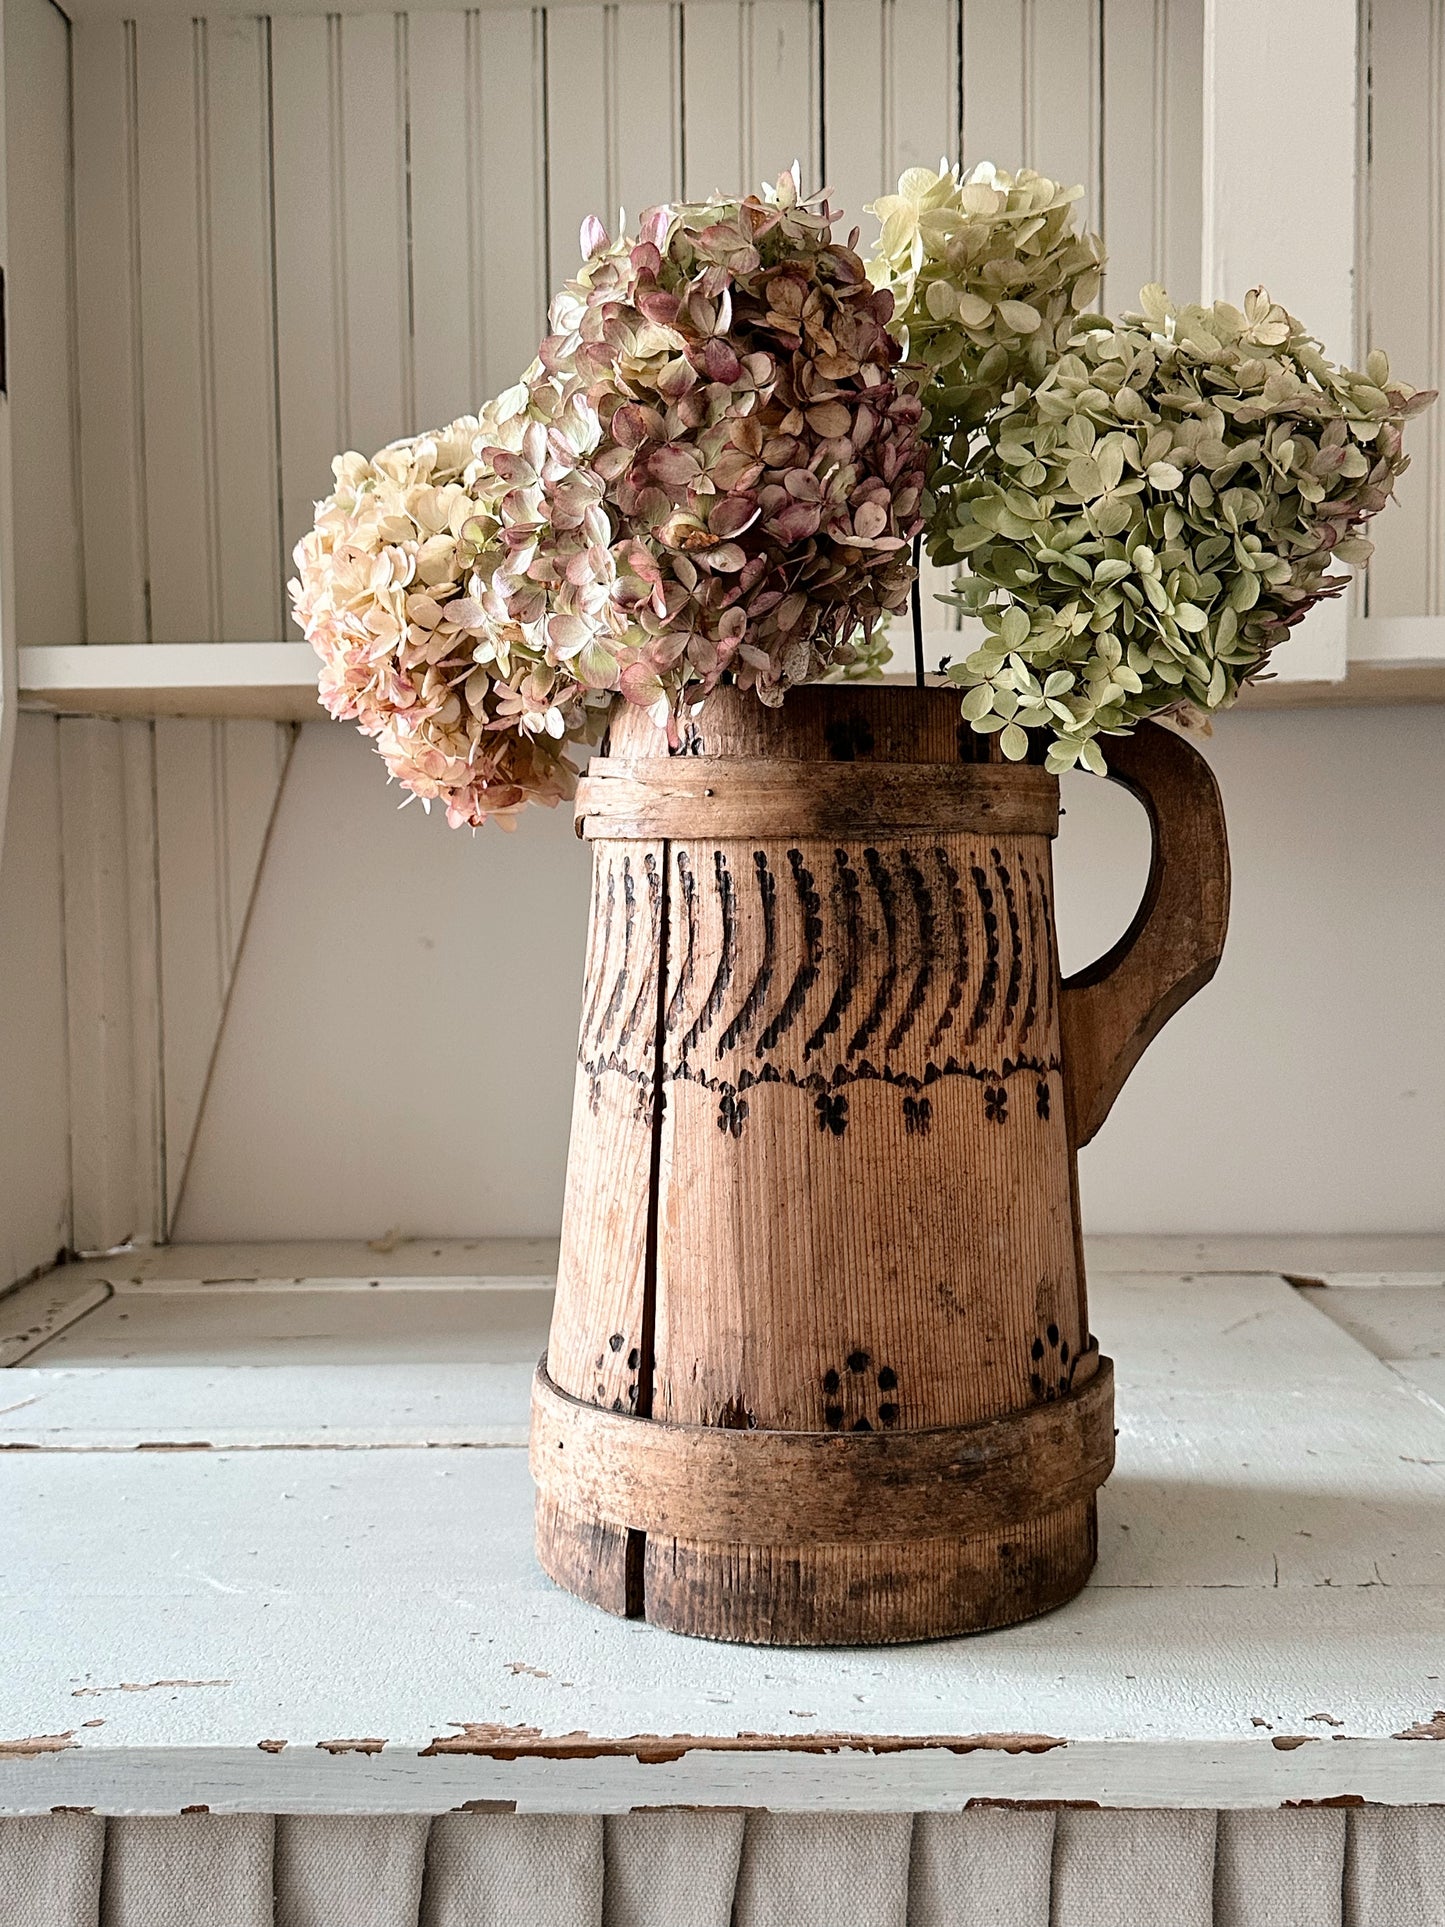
[{"x1": 535, "y1": 687, "x2": 1230, "y2": 1644}]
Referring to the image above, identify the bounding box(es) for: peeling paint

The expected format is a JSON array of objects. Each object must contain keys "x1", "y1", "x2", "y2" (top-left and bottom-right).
[
  {"x1": 964, "y1": 1797, "x2": 1103, "y2": 1811},
  {"x1": 1282, "y1": 1795, "x2": 1365, "y2": 1807},
  {"x1": 1304, "y1": 1712, "x2": 1344, "y2": 1727},
  {"x1": 506, "y1": 1663, "x2": 552, "y2": 1680},
  {"x1": 1270, "y1": 1736, "x2": 1318, "y2": 1751},
  {"x1": 421, "y1": 1724, "x2": 1068, "y2": 1763},
  {"x1": 452, "y1": 1800, "x2": 518, "y2": 1813},
  {"x1": 72, "y1": 1679, "x2": 230, "y2": 1697},
  {"x1": 316, "y1": 1738, "x2": 387, "y2": 1755},
  {"x1": 181, "y1": 1804, "x2": 210, "y2": 1814},
  {"x1": 49, "y1": 1806, "x2": 94, "y2": 1815},
  {"x1": 257, "y1": 1740, "x2": 288, "y2": 1754},
  {"x1": 1395, "y1": 1710, "x2": 1445, "y2": 1740},
  {"x1": 0, "y1": 1732, "x2": 76, "y2": 1756}
]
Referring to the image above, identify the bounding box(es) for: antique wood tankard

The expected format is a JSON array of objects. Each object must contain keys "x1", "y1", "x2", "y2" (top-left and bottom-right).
[{"x1": 531, "y1": 686, "x2": 1229, "y2": 1644}]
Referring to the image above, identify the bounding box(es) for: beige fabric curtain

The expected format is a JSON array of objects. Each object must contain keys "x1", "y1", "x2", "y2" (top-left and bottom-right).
[{"x1": 2, "y1": 1806, "x2": 1442, "y2": 1926}]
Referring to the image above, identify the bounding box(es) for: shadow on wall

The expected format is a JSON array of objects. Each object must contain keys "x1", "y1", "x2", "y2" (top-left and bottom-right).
[{"x1": 177, "y1": 706, "x2": 1445, "y2": 1241}]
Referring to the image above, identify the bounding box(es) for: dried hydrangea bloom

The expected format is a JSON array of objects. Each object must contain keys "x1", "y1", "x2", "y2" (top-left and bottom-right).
[
  {"x1": 866, "y1": 161, "x2": 1104, "y2": 440},
  {"x1": 934, "y1": 287, "x2": 1433, "y2": 772},
  {"x1": 531, "y1": 171, "x2": 927, "y2": 723},
  {"x1": 292, "y1": 172, "x2": 927, "y2": 826},
  {"x1": 290, "y1": 391, "x2": 613, "y2": 828}
]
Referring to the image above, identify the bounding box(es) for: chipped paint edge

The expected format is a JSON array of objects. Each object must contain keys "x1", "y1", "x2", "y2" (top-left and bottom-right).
[{"x1": 3, "y1": 1737, "x2": 1445, "y2": 1815}]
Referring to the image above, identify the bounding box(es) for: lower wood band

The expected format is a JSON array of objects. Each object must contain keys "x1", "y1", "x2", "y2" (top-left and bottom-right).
[
  {"x1": 574, "y1": 757, "x2": 1061, "y2": 840},
  {"x1": 530, "y1": 1356, "x2": 1115, "y2": 1547}
]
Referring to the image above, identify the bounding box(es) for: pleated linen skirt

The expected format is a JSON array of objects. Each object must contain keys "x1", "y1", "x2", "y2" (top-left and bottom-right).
[{"x1": 2, "y1": 1805, "x2": 1442, "y2": 1927}]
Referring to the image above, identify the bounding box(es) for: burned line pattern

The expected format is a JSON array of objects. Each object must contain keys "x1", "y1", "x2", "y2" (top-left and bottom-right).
[{"x1": 579, "y1": 838, "x2": 1065, "y2": 1141}]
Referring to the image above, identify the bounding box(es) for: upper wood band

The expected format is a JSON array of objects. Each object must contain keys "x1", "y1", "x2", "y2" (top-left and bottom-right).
[
  {"x1": 574, "y1": 758, "x2": 1061, "y2": 841},
  {"x1": 530, "y1": 1355, "x2": 1115, "y2": 1547}
]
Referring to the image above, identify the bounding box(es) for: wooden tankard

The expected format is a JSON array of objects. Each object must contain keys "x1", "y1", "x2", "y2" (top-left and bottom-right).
[{"x1": 531, "y1": 685, "x2": 1229, "y2": 1644}]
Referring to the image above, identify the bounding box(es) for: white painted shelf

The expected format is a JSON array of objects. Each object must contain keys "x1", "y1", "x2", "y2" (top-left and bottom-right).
[
  {"x1": 17, "y1": 644, "x2": 322, "y2": 722},
  {"x1": 17, "y1": 619, "x2": 1445, "y2": 726},
  {"x1": 4, "y1": 1240, "x2": 1445, "y2": 1816}
]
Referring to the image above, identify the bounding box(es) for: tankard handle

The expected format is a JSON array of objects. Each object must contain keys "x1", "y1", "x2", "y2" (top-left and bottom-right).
[{"x1": 1059, "y1": 721, "x2": 1231, "y2": 1148}]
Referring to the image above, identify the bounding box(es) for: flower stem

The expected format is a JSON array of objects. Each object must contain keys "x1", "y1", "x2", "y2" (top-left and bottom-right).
[{"x1": 911, "y1": 537, "x2": 925, "y2": 688}]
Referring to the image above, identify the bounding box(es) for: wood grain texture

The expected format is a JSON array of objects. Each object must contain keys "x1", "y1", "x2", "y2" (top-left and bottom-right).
[
  {"x1": 541, "y1": 687, "x2": 1130, "y2": 1642},
  {"x1": 575, "y1": 757, "x2": 1060, "y2": 839},
  {"x1": 531, "y1": 1354, "x2": 1114, "y2": 1542},
  {"x1": 1059, "y1": 722, "x2": 1230, "y2": 1149}
]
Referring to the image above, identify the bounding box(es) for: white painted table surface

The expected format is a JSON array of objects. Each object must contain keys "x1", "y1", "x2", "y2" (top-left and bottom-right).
[{"x1": 3, "y1": 1239, "x2": 1445, "y2": 1815}]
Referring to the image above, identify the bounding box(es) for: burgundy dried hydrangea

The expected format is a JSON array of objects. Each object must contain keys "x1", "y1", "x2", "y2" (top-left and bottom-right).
[{"x1": 536, "y1": 171, "x2": 927, "y2": 724}]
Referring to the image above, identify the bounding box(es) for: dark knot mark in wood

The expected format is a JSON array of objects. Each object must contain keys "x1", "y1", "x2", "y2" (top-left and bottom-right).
[{"x1": 823, "y1": 713, "x2": 876, "y2": 761}]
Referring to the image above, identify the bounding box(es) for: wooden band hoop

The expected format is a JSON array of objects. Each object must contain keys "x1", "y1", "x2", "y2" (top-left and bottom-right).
[
  {"x1": 530, "y1": 1354, "x2": 1115, "y2": 1547},
  {"x1": 574, "y1": 757, "x2": 1062, "y2": 841}
]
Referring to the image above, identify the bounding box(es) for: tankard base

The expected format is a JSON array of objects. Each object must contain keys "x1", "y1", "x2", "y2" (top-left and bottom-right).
[{"x1": 534, "y1": 1490, "x2": 1098, "y2": 1646}]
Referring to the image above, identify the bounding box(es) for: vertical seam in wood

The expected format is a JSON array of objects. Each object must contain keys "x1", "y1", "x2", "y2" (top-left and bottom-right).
[
  {"x1": 397, "y1": 13, "x2": 416, "y2": 434},
  {"x1": 1431, "y1": 0, "x2": 1443, "y2": 614},
  {"x1": 604, "y1": 3, "x2": 620, "y2": 229},
  {"x1": 262, "y1": 18, "x2": 289, "y2": 628},
  {"x1": 123, "y1": 22, "x2": 153, "y2": 642},
  {"x1": 194, "y1": 18, "x2": 222, "y2": 643},
  {"x1": 672, "y1": 2, "x2": 685, "y2": 199},
  {"x1": 329, "y1": 16, "x2": 349, "y2": 447},
  {"x1": 466, "y1": 11, "x2": 486, "y2": 401},
  {"x1": 952, "y1": 0, "x2": 963, "y2": 165},
  {"x1": 62, "y1": 13, "x2": 90, "y2": 642},
  {"x1": 141, "y1": 721, "x2": 169, "y2": 1238},
  {"x1": 882, "y1": 0, "x2": 895, "y2": 179},
  {"x1": 627, "y1": 833, "x2": 672, "y2": 1619},
  {"x1": 1153, "y1": 0, "x2": 1166, "y2": 283},
  {"x1": 537, "y1": 8, "x2": 552, "y2": 332}
]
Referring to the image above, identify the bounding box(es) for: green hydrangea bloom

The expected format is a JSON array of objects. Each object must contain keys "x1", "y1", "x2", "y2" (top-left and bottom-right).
[{"x1": 932, "y1": 287, "x2": 1431, "y2": 772}]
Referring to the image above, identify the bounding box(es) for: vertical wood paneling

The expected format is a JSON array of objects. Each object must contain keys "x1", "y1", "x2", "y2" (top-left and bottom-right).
[
  {"x1": 5, "y1": 0, "x2": 83, "y2": 647},
  {"x1": 962, "y1": 0, "x2": 1024, "y2": 166},
  {"x1": 408, "y1": 10, "x2": 482, "y2": 423},
  {"x1": 886, "y1": 0, "x2": 960, "y2": 177},
  {"x1": 58, "y1": 717, "x2": 165, "y2": 1251},
  {"x1": 72, "y1": 21, "x2": 149, "y2": 643},
  {"x1": 1102, "y1": 0, "x2": 1202, "y2": 311},
  {"x1": 133, "y1": 20, "x2": 216, "y2": 643},
  {"x1": 478, "y1": 8, "x2": 550, "y2": 391},
  {"x1": 339, "y1": 14, "x2": 413, "y2": 449},
  {"x1": 0, "y1": 720, "x2": 72, "y2": 1283},
  {"x1": 611, "y1": 4, "x2": 683, "y2": 218},
  {"x1": 822, "y1": 0, "x2": 886, "y2": 226},
  {"x1": 547, "y1": 5, "x2": 612, "y2": 292},
  {"x1": 746, "y1": 0, "x2": 820, "y2": 186},
  {"x1": 272, "y1": 17, "x2": 346, "y2": 576},
  {"x1": 683, "y1": 2, "x2": 745, "y2": 196},
  {"x1": 1028, "y1": 0, "x2": 1100, "y2": 216},
  {"x1": 154, "y1": 717, "x2": 230, "y2": 1225},
  {"x1": 1361, "y1": 0, "x2": 1442, "y2": 617},
  {"x1": 204, "y1": 17, "x2": 283, "y2": 641}
]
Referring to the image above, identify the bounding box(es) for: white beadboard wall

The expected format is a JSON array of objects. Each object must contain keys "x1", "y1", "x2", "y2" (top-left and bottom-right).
[{"x1": 2, "y1": 0, "x2": 1443, "y2": 1264}]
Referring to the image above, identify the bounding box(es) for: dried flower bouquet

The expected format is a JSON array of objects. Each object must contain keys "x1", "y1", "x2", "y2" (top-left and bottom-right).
[{"x1": 293, "y1": 161, "x2": 1430, "y2": 823}]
